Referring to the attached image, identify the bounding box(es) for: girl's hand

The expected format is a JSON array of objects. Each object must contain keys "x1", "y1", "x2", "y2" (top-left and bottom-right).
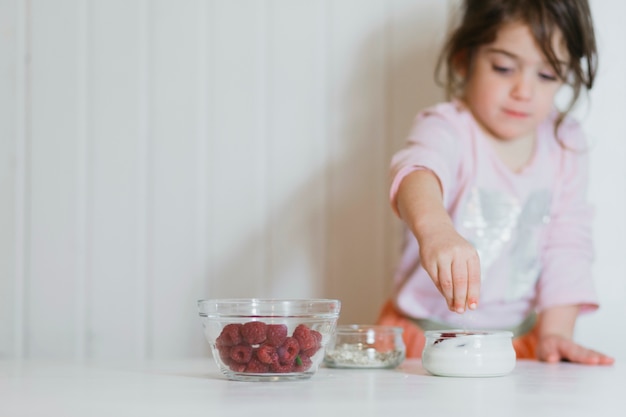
[
  {"x1": 418, "y1": 223, "x2": 481, "y2": 313},
  {"x1": 537, "y1": 334, "x2": 615, "y2": 365}
]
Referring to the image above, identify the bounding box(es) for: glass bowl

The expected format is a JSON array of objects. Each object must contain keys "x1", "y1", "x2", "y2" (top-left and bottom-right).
[
  {"x1": 198, "y1": 298, "x2": 341, "y2": 381},
  {"x1": 324, "y1": 324, "x2": 405, "y2": 369},
  {"x1": 422, "y1": 330, "x2": 516, "y2": 377}
]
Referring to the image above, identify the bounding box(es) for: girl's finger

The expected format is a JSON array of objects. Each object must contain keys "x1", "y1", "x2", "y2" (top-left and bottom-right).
[
  {"x1": 451, "y1": 259, "x2": 468, "y2": 313},
  {"x1": 466, "y1": 255, "x2": 481, "y2": 310},
  {"x1": 437, "y1": 262, "x2": 454, "y2": 310}
]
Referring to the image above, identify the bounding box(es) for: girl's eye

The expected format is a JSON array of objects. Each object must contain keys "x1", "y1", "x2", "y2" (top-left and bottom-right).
[
  {"x1": 492, "y1": 65, "x2": 512, "y2": 74},
  {"x1": 539, "y1": 72, "x2": 558, "y2": 82}
]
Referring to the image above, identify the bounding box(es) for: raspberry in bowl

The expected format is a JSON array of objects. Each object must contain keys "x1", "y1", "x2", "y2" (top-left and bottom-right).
[{"x1": 198, "y1": 298, "x2": 341, "y2": 381}]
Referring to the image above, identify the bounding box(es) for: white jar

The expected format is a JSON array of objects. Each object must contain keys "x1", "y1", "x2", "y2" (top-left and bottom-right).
[{"x1": 422, "y1": 330, "x2": 516, "y2": 377}]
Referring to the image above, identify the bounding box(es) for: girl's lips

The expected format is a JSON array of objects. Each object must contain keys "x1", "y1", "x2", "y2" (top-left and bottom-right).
[{"x1": 503, "y1": 108, "x2": 529, "y2": 118}]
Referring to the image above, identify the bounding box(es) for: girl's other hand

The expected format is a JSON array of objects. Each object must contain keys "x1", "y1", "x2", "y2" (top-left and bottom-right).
[
  {"x1": 418, "y1": 224, "x2": 481, "y2": 313},
  {"x1": 537, "y1": 334, "x2": 615, "y2": 365}
]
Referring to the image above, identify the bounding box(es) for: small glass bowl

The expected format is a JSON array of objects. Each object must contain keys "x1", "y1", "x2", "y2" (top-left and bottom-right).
[
  {"x1": 324, "y1": 325, "x2": 405, "y2": 369},
  {"x1": 422, "y1": 330, "x2": 516, "y2": 377},
  {"x1": 198, "y1": 298, "x2": 341, "y2": 381}
]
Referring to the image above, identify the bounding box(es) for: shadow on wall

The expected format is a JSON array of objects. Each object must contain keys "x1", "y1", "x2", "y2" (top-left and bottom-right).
[{"x1": 208, "y1": 7, "x2": 446, "y2": 326}]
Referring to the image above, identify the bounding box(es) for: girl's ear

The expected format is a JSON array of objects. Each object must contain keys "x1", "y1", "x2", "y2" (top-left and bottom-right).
[{"x1": 452, "y1": 49, "x2": 469, "y2": 78}]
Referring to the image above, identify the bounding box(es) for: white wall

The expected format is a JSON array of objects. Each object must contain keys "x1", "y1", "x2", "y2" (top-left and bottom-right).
[
  {"x1": 575, "y1": 0, "x2": 626, "y2": 360},
  {"x1": 0, "y1": 0, "x2": 624, "y2": 361}
]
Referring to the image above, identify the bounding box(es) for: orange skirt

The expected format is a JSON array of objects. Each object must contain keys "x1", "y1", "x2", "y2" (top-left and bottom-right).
[{"x1": 376, "y1": 299, "x2": 538, "y2": 359}]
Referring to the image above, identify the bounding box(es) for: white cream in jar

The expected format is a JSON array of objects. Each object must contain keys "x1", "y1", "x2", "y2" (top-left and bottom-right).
[{"x1": 422, "y1": 330, "x2": 516, "y2": 377}]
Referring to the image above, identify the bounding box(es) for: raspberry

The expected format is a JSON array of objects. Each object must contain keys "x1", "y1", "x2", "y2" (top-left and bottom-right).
[
  {"x1": 293, "y1": 354, "x2": 313, "y2": 372},
  {"x1": 293, "y1": 324, "x2": 317, "y2": 351},
  {"x1": 277, "y1": 337, "x2": 300, "y2": 364},
  {"x1": 270, "y1": 361, "x2": 294, "y2": 373},
  {"x1": 228, "y1": 361, "x2": 247, "y2": 372},
  {"x1": 245, "y1": 357, "x2": 270, "y2": 373},
  {"x1": 303, "y1": 330, "x2": 323, "y2": 356},
  {"x1": 216, "y1": 323, "x2": 242, "y2": 347},
  {"x1": 303, "y1": 346, "x2": 319, "y2": 357},
  {"x1": 265, "y1": 324, "x2": 288, "y2": 347},
  {"x1": 311, "y1": 329, "x2": 322, "y2": 345},
  {"x1": 241, "y1": 321, "x2": 267, "y2": 345},
  {"x1": 230, "y1": 344, "x2": 253, "y2": 364},
  {"x1": 217, "y1": 345, "x2": 232, "y2": 363},
  {"x1": 256, "y1": 344, "x2": 278, "y2": 365}
]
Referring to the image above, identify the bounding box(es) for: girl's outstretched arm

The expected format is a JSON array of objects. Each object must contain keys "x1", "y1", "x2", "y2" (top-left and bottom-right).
[{"x1": 396, "y1": 169, "x2": 481, "y2": 313}]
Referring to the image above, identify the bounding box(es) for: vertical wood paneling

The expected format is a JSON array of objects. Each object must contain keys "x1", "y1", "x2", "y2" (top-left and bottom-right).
[
  {"x1": 88, "y1": 0, "x2": 146, "y2": 360},
  {"x1": 151, "y1": 0, "x2": 205, "y2": 358},
  {"x1": 325, "y1": 0, "x2": 390, "y2": 325},
  {"x1": 13, "y1": 0, "x2": 29, "y2": 360},
  {"x1": 27, "y1": 0, "x2": 82, "y2": 358},
  {"x1": 74, "y1": 0, "x2": 89, "y2": 361},
  {"x1": 265, "y1": 0, "x2": 328, "y2": 298},
  {"x1": 74, "y1": 2, "x2": 92, "y2": 360},
  {"x1": 204, "y1": 0, "x2": 216, "y2": 301},
  {"x1": 208, "y1": 0, "x2": 269, "y2": 298},
  {"x1": 0, "y1": 0, "x2": 18, "y2": 358},
  {"x1": 136, "y1": 0, "x2": 152, "y2": 360},
  {"x1": 195, "y1": 0, "x2": 210, "y2": 356}
]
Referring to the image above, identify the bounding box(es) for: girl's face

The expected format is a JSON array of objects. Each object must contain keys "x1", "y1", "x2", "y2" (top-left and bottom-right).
[{"x1": 461, "y1": 21, "x2": 568, "y2": 142}]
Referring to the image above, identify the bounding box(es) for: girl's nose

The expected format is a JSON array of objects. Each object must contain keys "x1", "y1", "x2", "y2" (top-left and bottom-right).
[{"x1": 511, "y1": 74, "x2": 533, "y2": 100}]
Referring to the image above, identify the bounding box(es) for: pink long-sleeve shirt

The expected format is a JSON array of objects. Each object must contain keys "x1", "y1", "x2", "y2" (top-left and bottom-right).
[{"x1": 390, "y1": 101, "x2": 598, "y2": 329}]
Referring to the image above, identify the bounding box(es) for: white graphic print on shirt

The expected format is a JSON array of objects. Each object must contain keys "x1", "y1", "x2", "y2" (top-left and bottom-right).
[{"x1": 460, "y1": 188, "x2": 551, "y2": 301}]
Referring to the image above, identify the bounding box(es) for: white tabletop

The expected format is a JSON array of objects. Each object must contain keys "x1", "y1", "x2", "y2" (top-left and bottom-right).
[{"x1": 0, "y1": 358, "x2": 621, "y2": 417}]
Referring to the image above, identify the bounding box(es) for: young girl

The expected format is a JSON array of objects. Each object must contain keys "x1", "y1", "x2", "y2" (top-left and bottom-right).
[{"x1": 377, "y1": 0, "x2": 614, "y2": 365}]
